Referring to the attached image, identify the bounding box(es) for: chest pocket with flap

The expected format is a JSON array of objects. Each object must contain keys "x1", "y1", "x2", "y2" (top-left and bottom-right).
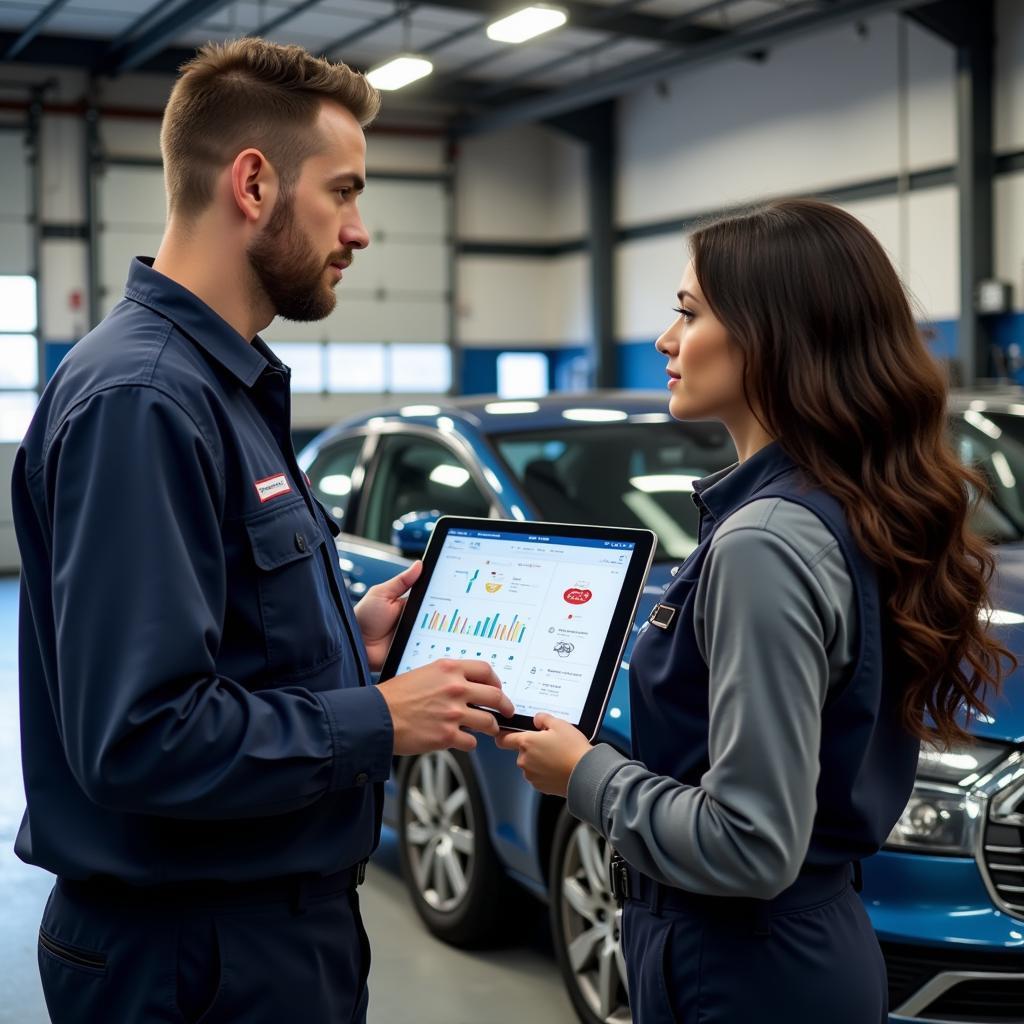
[{"x1": 244, "y1": 500, "x2": 341, "y2": 674}]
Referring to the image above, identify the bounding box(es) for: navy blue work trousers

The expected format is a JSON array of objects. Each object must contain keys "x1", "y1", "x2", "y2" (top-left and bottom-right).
[
  {"x1": 622, "y1": 876, "x2": 888, "y2": 1023},
  {"x1": 37, "y1": 876, "x2": 371, "y2": 1023}
]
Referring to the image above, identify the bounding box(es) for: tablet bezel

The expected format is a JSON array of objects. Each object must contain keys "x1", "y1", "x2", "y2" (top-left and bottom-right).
[{"x1": 377, "y1": 515, "x2": 656, "y2": 741}]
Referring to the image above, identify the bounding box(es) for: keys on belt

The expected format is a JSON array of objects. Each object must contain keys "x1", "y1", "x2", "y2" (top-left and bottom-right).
[{"x1": 608, "y1": 852, "x2": 631, "y2": 906}]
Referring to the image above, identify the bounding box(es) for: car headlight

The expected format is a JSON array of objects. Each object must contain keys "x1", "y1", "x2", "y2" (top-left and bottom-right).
[{"x1": 884, "y1": 738, "x2": 1009, "y2": 855}]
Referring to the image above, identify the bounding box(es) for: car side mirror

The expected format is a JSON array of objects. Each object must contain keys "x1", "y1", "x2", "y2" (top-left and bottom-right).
[{"x1": 391, "y1": 510, "x2": 441, "y2": 558}]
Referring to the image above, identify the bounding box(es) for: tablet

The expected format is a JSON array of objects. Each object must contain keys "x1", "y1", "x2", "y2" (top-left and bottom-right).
[{"x1": 378, "y1": 516, "x2": 656, "y2": 741}]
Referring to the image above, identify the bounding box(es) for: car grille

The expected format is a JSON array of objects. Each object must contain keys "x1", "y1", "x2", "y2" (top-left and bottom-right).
[
  {"x1": 882, "y1": 942, "x2": 1024, "y2": 1021},
  {"x1": 983, "y1": 818, "x2": 1024, "y2": 919},
  {"x1": 924, "y1": 978, "x2": 1024, "y2": 1021}
]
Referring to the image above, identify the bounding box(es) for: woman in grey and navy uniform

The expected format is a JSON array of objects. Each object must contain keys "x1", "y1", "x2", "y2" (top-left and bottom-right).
[{"x1": 498, "y1": 199, "x2": 1015, "y2": 1022}]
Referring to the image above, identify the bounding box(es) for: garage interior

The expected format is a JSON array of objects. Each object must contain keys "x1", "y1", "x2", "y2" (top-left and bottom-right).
[{"x1": 2, "y1": 1, "x2": 1024, "y2": 1022}]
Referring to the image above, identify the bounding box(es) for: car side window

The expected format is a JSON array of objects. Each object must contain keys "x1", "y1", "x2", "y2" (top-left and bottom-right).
[
  {"x1": 307, "y1": 437, "x2": 365, "y2": 532},
  {"x1": 364, "y1": 435, "x2": 492, "y2": 545}
]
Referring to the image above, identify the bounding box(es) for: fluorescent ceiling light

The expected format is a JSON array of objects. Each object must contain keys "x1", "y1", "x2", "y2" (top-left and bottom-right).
[
  {"x1": 366, "y1": 55, "x2": 433, "y2": 91},
  {"x1": 487, "y1": 5, "x2": 567, "y2": 43}
]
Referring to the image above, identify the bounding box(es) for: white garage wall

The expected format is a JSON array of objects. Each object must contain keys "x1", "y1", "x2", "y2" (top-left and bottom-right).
[
  {"x1": 452, "y1": 123, "x2": 590, "y2": 390},
  {"x1": 996, "y1": 172, "x2": 1024, "y2": 302},
  {"x1": 996, "y1": 0, "x2": 1024, "y2": 154},
  {"x1": 614, "y1": 13, "x2": 958, "y2": 341},
  {"x1": 613, "y1": 0, "x2": 1024, "y2": 374},
  {"x1": 616, "y1": 15, "x2": 954, "y2": 230},
  {"x1": 613, "y1": 185, "x2": 960, "y2": 355},
  {"x1": 456, "y1": 124, "x2": 585, "y2": 242},
  {"x1": 457, "y1": 251, "x2": 588, "y2": 348}
]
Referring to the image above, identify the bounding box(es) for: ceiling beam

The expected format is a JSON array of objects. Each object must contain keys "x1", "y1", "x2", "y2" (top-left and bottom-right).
[
  {"x1": 249, "y1": 0, "x2": 327, "y2": 38},
  {"x1": 414, "y1": 0, "x2": 725, "y2": 48},
  {"x1": 454, "y1": 0, "x2": 940, "y2": 133},
  {"x1": 320, "y1": 7, "x2": 417, "y2": 58},
  {"x1": 99, "y1": 0, "x2": 238, "y2": 75},
  {"x1": 3, "y1": 0, "x2": 74, "y2": 60},
  {"x1": 905, "y1": 0, "x2": 968, "y2": 44},
  {"x1": 474, "y1": 0, "x2": 747, "y2": 104},
  {"x1": 0, "y1": 28, "x2": 542, "y2": 112},
  {"x1": 0, "y1": 30, "x2": 197, "y2": 73}
]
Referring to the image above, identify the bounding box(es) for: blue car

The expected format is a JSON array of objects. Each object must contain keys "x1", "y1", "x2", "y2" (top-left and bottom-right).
[{"x1": 298, "y1": 389, "x2": 1024, "y2": 1024}]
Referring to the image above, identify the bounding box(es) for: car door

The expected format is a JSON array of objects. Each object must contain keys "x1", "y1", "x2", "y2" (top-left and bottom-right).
[
  {"x1": 304, "y1": 433, "x2": 376, "y2": 598},
  {"x1": 350, "y1": 428, "x2": 500, "y2": 597}
]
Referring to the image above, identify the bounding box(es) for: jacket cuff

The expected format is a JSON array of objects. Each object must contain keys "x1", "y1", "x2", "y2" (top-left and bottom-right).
[
  {"x1": 567, "y1": 742, "x2": 628, "y2": 833},
  {"x1": 316, "y1": 684, "x2": 395, "y2": 791}
]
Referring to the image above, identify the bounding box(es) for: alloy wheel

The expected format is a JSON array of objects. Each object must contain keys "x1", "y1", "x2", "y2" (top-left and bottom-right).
[
  {"x1": 559, "y1": 821, "x2": 631, "y2": 1023},
  {"x1": 403, "y1": 750, "x2": 477, "y2": 912}
]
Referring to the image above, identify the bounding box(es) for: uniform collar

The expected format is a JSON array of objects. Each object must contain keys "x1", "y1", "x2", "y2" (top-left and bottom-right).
[
  {"x1": 691, "y1": 440, "x2": 797, "y2": 523},
  {"x1": 123, "y1": 257, "x2": 272, "y2": 388}
]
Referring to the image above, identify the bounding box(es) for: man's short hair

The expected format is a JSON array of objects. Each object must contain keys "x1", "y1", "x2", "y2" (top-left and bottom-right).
[{"x1": 160, "y1": 37, "x2": 380, "y2": 219}]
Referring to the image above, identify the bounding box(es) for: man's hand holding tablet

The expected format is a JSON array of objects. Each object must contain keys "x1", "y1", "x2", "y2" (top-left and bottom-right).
[{"x1": 377, "y1": 660, "x2": 515, "y2": 755}]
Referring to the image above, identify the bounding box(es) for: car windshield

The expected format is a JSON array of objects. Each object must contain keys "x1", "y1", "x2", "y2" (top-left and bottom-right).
[
  {"x1": 491, "y1": 412, "x2": 1024, "y2": 559},
  {"x1": 952, "y1": 410, "x2": 1024, "y2": 544},
  {"x1": 490, "y1": 420, "x2": 736, "y2": 561}
]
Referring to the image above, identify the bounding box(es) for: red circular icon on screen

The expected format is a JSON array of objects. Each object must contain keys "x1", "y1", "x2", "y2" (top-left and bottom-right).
[{"x1": 563, "y1": 588, "x2": 593, "y2": 605}]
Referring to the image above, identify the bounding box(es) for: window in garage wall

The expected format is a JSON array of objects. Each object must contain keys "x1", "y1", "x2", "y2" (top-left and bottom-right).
[
  {"x1": 497, "y1": 352, "x2": 549, "y2": 399},
  {"x1": 273, "y1": 341, "x2": 451, "y2": 394},
  {"x1": 0, "y1": 275, "x2": 39, "y2": 442}
]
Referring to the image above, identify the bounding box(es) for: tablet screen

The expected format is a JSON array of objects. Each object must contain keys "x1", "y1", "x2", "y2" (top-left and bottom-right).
[{"x1": 391, "y1": 526, "x2": 638, "y2": 725}]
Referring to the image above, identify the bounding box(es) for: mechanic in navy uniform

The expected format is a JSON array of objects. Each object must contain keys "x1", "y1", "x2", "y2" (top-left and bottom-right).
[
  {"x1": 12, "y1": 38, "x2": 513, "y2": 1024},
  {"x1": 500, "y1": 199, "x2": 1013, "y2": 1022}
]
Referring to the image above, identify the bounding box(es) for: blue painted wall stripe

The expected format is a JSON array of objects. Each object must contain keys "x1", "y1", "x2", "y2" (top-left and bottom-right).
[{"x1": 46, "y1": 313, "x2": 1024, "y2": 397}]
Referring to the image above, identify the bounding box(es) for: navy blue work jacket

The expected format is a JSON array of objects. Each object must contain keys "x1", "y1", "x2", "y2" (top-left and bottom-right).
[{"x1": 12, "y1": 257, "x2": 394, "y2": 884}]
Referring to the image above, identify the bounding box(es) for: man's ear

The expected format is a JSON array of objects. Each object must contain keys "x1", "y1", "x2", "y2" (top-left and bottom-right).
[{"x1": 229, "y1": 148, "x2": 279, "y2": 224}]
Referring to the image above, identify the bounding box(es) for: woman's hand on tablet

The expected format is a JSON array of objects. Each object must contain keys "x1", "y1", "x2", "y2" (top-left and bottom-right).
[
  {"x1": 377, "y1": 659, "x2": 516, "y2": 755},
  {"x1": 354, "y1": 560, "x2": 423, "y2": 671},
  {"x1": 495, "y1": 714, "x2": 593, "y2": 797}
]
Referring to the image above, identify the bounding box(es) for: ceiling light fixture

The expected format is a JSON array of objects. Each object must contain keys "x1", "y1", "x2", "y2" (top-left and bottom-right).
[
  {"x1": 366, "y1": 54, "x2": 433, "y2": 91},
  {"x1": 487, "y1": 5, "x2": 568, "y2": 44}
]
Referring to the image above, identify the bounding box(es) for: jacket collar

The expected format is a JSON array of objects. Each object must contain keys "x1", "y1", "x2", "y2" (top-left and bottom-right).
[
  {"x1": 691, "y1": 440, "x2": 798, "y2": 523},
  {"x1": 123, "y1": 257, "x2": 272, "y2": 388}
]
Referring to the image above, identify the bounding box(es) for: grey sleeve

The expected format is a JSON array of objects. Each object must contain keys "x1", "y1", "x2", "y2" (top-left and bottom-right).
[{"x1": 566, "y1": 504, "x2": 848, "y2": 899}]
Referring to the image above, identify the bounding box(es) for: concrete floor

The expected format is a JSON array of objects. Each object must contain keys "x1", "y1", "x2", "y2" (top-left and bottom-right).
[{"x1": 0, "y1": 576, "x2": 575, "y2": 1023}]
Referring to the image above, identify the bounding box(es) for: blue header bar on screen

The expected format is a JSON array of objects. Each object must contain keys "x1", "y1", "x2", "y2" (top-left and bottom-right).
[{"x1": 448, "y1": 528, "x2": 635, "y2": 550}]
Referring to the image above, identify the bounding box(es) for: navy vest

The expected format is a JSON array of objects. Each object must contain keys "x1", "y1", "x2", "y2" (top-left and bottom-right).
[{"x1": 628, "y1": 442, "x2": 919, "y2": 868}]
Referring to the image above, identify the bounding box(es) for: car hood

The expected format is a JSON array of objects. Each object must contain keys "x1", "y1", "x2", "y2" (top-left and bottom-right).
[{"x1": 610, "y1": 552, "x2": 1024, "y2": 746}]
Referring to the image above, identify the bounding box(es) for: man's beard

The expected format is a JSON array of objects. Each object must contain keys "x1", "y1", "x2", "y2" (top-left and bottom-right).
[{"x1": 247, "y1": 195, "x2": 344, "y2": 323}]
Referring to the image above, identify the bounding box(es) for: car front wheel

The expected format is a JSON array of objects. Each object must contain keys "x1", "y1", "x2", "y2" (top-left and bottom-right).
[
  {"x1": 396, "y1": 749, "x2": 511, "y2": 948},
  {"x1": 549, "y1": 806, "x2": 632, "y2": 1024}
]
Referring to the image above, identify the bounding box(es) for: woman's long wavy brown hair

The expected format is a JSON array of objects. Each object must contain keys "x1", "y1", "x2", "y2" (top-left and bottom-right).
[{"x1": 690, "y1": 198, "x2": 1015, "y2": 748}]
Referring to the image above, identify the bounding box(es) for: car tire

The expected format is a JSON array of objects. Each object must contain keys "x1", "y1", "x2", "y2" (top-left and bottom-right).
[
  {"x1": 396, "y1": 749, "x2": 513, "y2": 948},
  {"x1": 549, "y1": 806, "x2": 632, "y2": 1024}
]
